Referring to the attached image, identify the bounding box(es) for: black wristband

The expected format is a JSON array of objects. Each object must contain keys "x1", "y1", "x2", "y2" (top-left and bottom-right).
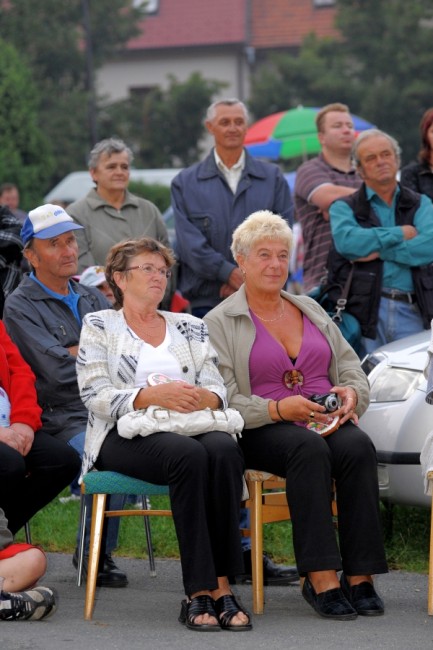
[{"x1": 275, "y1": 400, "x2": 288, "y2": 422}]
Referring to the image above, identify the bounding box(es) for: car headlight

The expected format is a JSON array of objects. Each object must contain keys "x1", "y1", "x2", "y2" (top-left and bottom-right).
[
  {"x1": 368, "y1": 365, "x2": 424, "y2": 402},
  {"x1": 361, "y1": 351, "x2": 386, "y2": 376}
]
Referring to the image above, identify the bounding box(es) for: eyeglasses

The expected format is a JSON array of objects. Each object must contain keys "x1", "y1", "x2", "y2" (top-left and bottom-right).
[{"x1": 126, "y1": 264, "x2": 171, "y2": 278}]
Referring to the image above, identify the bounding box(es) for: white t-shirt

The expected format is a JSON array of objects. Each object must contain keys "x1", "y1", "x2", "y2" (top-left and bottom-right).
[{"x1": 134, "y1": 328, "x2": 183, "y2": 388}]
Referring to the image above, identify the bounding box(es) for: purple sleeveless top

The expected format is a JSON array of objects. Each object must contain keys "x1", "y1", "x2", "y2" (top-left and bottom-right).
[{"x1": 249, "y1": 311, "x2": 333, "y2": 406}]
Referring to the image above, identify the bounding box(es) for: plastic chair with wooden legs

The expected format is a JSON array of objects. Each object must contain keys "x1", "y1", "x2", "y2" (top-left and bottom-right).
[{"x1": 78, "y1": 470, "x2": 171, "y2": 621}]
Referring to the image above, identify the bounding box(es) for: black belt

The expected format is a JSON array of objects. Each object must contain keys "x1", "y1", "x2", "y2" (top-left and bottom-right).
[{"x1": 381, "y1": 290, "x2": 417, "y2": 304}]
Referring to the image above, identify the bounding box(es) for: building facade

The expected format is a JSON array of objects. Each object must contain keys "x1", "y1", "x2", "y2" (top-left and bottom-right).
[{"x1": 97, "y1": 0, "x2": 339, "y2": 104}]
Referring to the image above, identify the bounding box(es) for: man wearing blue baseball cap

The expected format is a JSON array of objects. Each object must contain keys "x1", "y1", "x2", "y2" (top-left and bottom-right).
[{"x1": 3, "y1": 204, "x2": 129, "y2": 588}]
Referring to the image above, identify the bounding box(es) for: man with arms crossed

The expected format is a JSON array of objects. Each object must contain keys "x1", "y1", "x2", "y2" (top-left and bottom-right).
[
  {"x1": 294, "y1": 103, "x2": 362, "y2": 292},
  {"x1": 329, "y1": 129, "x2": 433, "y2": 355}
]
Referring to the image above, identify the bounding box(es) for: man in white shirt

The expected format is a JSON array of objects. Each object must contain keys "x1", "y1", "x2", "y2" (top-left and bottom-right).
[{"x1": 172, "y1": 98, "x2": 293, "y2": 317}]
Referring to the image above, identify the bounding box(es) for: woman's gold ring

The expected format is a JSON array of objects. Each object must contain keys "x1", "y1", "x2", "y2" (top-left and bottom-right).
[{"x1": 309, "y1": 411, "x2": 315, "y2": 419}]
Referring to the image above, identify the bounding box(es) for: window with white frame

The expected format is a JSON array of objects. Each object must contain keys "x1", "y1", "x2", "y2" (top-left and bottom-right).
[
  {"x1": 133, "y1": 0, "x2": 159, "y2": 14},
  {"x1": 313, "y1": 0, "x2": 335, "y2": 7}
]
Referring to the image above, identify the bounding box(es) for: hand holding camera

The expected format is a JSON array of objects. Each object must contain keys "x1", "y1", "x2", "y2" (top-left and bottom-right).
[
  {"x1": 307, "y1": 392, "x2": 342, "y2": 437},
  {"x1": 309, "y1": 392, "x2": 342, "y2": 413}
]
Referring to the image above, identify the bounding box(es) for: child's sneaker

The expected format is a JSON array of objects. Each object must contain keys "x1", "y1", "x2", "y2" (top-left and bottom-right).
[{"x1": 0, "y1": 586, "x2": 57, "y2": 621}]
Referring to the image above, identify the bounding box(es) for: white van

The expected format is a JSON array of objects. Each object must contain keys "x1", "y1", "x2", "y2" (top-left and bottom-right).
[{"x1": 44, "y1": 169, "x2": 181, "y2": 205}]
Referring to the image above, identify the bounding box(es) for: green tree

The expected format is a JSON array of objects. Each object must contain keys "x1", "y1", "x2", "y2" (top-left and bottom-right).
[
  {"x1": 249, "y1": 1, "x2": 433, "y2": 164},
  {"x1": 335, "y1": 0, "x2": 433, "y2": 163},
  {"x1": 0, "y1": 39, "x2": 53, "y2": 209},
  {"x1": 100, "y1": 73, "x2": 226, "y2": 167},
  {"x1": 0, "y1": 0, "x2": 142, "y2": 184},
  {"x1": 249, "y1": 34, "x2": 360, "y2": 120}
]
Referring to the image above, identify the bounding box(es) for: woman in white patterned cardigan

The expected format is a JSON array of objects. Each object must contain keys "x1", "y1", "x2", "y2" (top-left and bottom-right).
[{"x1": 76, "y1": 237, "x2": 251, "y2": 632}]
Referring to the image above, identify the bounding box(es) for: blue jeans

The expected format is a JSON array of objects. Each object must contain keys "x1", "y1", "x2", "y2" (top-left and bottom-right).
[
  {"x1": 361, "y1": 295, "x2": 424, "y2": 356},
  {"x1": 68, "y1": 431, "x2": 126, "y2": 556},
  {"x1": 239, "y1": 508, "x2": 251, "y2": 552}
]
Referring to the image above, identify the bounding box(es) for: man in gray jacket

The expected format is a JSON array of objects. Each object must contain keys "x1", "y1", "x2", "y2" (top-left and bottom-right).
[{"x1": 3, "y1": 204, "x2": 128, "y2": 588}]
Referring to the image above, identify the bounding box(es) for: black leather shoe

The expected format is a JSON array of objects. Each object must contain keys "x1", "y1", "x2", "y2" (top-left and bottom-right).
[
  {"x1": 302, "y1": 576, "x2": 357, "y2": 620},
  {"x1": 230, "y1": 550, "x2": 299, "y2": 585},
  {"x1": 340, "y1": 573, "x2": 384, "y2": 616},
  {"x1": 72, "y1": 548, "x2": 128, "y2": 588}
]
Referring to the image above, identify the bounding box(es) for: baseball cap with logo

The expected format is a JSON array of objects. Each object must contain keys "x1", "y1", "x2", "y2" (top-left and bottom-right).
[
  {"x1": 21, "y1": 203, "x2": 83, "y2": 246},
  {"x1": 79, "y1": 266, "x2": 106, "y2": 288}
]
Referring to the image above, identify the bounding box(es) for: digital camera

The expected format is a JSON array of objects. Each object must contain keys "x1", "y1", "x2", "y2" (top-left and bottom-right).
[{"x1": 309, "y1": 392, "x2": 341, "y2": 413}]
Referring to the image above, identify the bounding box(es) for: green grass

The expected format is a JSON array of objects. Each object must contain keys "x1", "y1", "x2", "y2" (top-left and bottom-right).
[
  {"x1": 16, "y1": 489, "x2": 431, "y2": 573},
  {"x1": 381, "y1": 504, "x2": 430, "y2": 572}
]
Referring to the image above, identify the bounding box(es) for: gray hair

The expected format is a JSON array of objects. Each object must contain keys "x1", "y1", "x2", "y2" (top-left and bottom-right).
[
  {"x1": 352, "y1": 128, "x2": 401, "y2": 167},
  {"x1": 206, "y1": 98, "x2": 249, "y2": 123},
  {"x1": 231, "y1": 210, "x2": 293, "y2": 260},
  {"x1": 88, "y1": 138, "x2": 133, "y2": 169}
]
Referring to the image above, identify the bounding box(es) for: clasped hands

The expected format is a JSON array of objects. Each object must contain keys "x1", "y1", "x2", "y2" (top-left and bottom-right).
[
  {"x1": 134, "y1": 381, "x2": 221, "y2": 413},
  {"x1": 0, "y1": 423, "x2": 34, "y2": 456}
]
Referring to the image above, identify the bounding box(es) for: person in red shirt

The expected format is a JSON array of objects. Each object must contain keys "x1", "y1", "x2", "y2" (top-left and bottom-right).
[
  {"x1": 0, "y1": 320, "x2": 80, "y2": 534},
  {"x1": 0, "y1": 506, "x2": 57, "y2": 621}
]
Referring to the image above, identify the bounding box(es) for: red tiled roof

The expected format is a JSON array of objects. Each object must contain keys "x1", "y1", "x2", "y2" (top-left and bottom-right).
[
  {"x1": 127, "y1": 0, "x2": 247, "y2": 50},
  {"x1": 252, "y1": 1, "x2": 339, "y2": 49}
]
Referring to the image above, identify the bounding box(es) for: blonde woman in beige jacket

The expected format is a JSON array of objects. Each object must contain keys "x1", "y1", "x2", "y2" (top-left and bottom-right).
[{"x1": 205, "y1": 210, "x2": 387, "y2": 622}]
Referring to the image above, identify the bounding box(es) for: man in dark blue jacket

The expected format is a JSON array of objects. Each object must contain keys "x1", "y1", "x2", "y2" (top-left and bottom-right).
[
  {"x1": 172, "y1": 98, "x2": 293, "y2": 318},
  {"x1": 172, "y1": 99, "x2": 297, "y2": 585}
]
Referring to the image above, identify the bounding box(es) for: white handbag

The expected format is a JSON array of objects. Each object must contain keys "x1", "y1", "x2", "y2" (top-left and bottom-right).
[{"x1": 117, "y1": 406, "x2": 244, "y2": 440}]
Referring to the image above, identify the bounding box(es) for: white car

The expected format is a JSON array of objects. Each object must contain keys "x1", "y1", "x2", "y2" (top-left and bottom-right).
[{"x1": 360, "y1": 330, "x2": 432, "y2": 507}]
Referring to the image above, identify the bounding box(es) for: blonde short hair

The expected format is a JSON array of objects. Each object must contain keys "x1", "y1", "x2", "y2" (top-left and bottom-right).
[
  {"x1": 231, "y1": 210, "x2": 293, "y2": 260},
  {"x1": 315, "y1": 103, "x2": 350, "y2": 133}
]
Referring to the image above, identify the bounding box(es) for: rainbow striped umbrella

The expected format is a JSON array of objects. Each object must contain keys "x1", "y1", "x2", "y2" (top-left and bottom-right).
[{"x1": 245, "y1": 106, "x2": 375, "y2": 160}]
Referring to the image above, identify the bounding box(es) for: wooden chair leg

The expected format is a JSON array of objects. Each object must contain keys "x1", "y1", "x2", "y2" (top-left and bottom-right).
[
  {"x1": 428, "y1": 492, "x2": 433, "y2": 615},
  {"x1": 84, "y1": 493, "x2": 106, "y2": 621},
  {"x1": 250, "y1": 480, "x2": 265, "y2": 615}
]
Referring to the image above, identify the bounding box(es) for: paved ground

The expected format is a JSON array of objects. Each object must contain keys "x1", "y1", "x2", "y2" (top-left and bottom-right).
[{"x1": 3, "y1": 553, "x2": 433, "y2": 650}]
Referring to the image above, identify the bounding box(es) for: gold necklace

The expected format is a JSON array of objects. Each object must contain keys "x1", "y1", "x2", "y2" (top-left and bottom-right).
[{"x1": 252, "y1": 299, "x2": 285, "y2": 323}]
